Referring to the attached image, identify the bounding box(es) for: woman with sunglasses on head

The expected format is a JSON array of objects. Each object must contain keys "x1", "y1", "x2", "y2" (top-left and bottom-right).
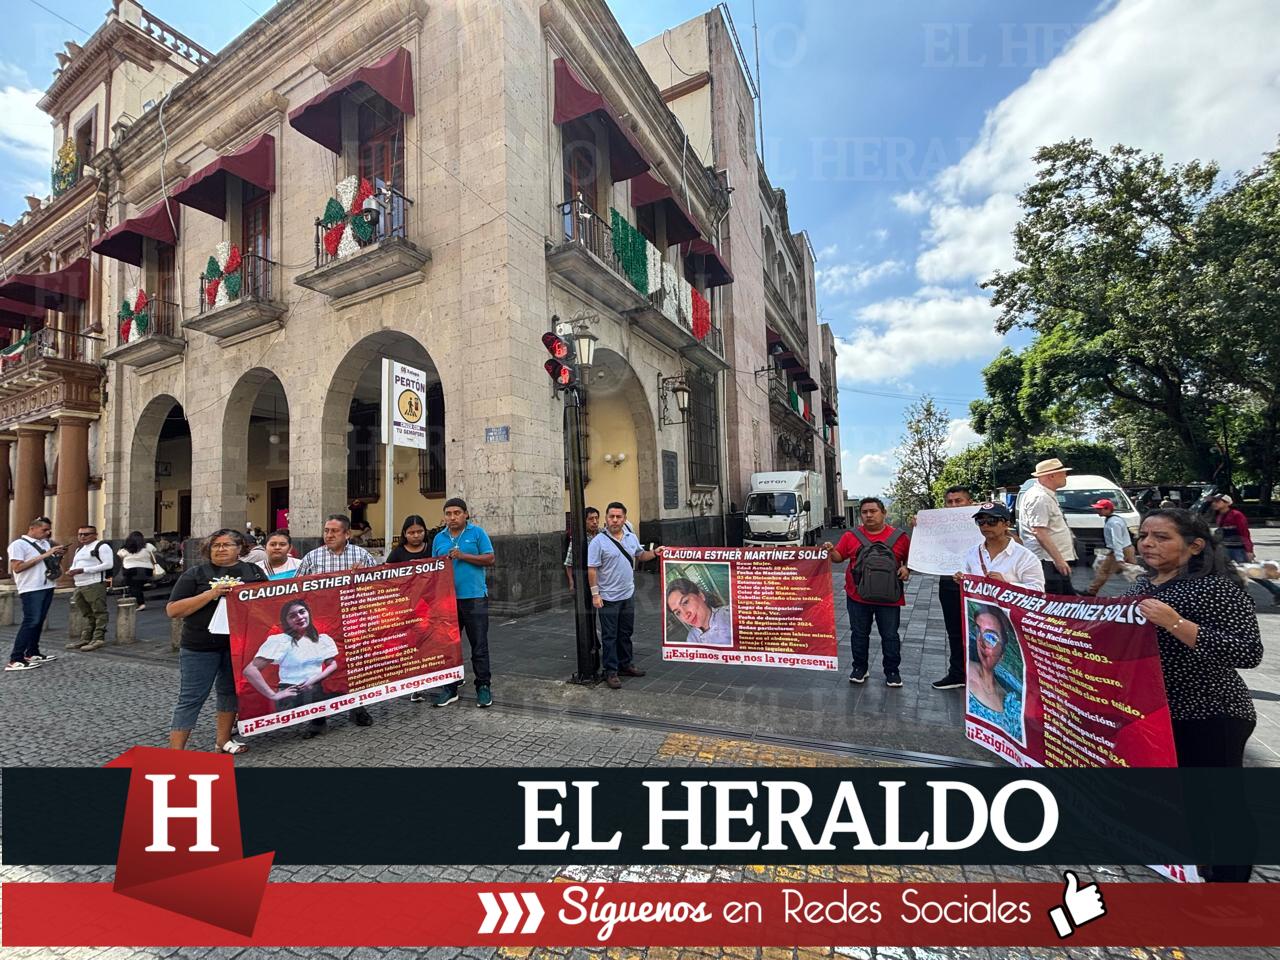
[
  {"x1": 955, "y1": 502, "x2": 1045, "y2": 591},
  {"x1": 165, "y1": 528, "x2": 268, "y2": 755}
]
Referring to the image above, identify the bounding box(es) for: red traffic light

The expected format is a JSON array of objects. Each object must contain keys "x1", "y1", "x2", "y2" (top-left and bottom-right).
[
  {"x1": 544, "y1": 358, "x2": 576, "y2": 387},
  {"x1": 541, "y1": 331, "x2": 572, "y2": 361}
]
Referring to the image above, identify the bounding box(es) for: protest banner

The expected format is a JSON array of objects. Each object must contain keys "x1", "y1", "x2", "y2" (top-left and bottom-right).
[
  {"x1": 960, "y1": 576, "x2": 1176, "y2": 768},
  {"x1": 227, "y1": 559, "x2": 463, "y2": 735},
  {"x1": 907, "y1": 506, "x2": 981, "y2": 576},
  {"x1": 661, "y1": 546, "x2": 837, "y2": 670}
]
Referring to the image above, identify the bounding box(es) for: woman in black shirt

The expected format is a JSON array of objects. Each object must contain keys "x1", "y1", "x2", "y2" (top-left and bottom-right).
[
  {"x1": 385, "y1": 514, "x2": 431, "y2": 565},
  {"x1": 166, "y1": 528, "x2": 268, "y2": 754},
  {"x1": 1127, "y1": 508, "x2": 1264, "y2": 881}
]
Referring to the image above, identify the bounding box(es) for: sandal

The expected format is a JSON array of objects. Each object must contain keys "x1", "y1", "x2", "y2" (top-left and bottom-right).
[{"x1": 219, "y1": 739, "x2": 249, "y2": 755}]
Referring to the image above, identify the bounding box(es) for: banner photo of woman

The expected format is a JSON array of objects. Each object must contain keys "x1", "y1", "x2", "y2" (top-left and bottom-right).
[
  {"x1": 661, "y1": 547, "x2": 837, "y2": 670},
  {"x1": 228, "y1": 560, "x2": 463, "y2": 734},
  {"x1": 960, "y1": 576, "x2": 1177, "y2": 768}
]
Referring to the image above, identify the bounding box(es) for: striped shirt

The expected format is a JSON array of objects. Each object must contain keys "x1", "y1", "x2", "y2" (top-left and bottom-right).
[{"x1": 296, "y1": 542, "x2": 376, "y2": 576}]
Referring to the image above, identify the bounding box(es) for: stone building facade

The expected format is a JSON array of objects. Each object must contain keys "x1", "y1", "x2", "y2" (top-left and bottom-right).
[
  {"x1": 0, "y1": 0, "x2": 206, "y2": 567},
  {"x1": 634, "y1": 8, "x2": 841, "y2": 516},
  {"x1": 85, "y1": 0, "x2": 739, "y2": 612}
]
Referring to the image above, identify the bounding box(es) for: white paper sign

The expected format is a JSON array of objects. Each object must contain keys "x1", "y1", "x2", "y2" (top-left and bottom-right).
[
  {"x1": 907, "y1": 506, "x2": 983, "y2": 575},
  {"x1": 383, "y1": 359, "x2": 428, "y2": 450},
  {"x1": 208, "y1": 597, "x2": 229, "y2": 634}
]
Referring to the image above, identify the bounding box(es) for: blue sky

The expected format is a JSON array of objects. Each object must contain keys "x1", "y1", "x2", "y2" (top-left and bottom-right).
[{"x1": 3, "y1": 0, "x2": 1279, "y2": 500}]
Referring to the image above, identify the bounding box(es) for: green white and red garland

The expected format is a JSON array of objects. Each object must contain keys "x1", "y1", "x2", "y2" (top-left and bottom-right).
[
  {"x1": 320, "y1": 176, "x2": 375, "y2": 259},
  {"x1": 117, "y1": 287, "x2": 150, "y2": 343},
  {"x1": 203, "y1": 241, "x2": 243, "y2": 307}
]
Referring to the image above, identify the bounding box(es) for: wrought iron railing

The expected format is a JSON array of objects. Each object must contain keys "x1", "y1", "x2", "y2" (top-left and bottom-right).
[
  {"x1": 313, "y1": 183, "x2": 412, "y2": 270},
  {"x1": 198, "y1": 253, "x2": 278, "y2": 313},
  {"x1": 0, "y1": 327, "x2": 104, "y2": 377},
  {"x1": 557, "y1": 195, "x2": 624, "y2": 273}
]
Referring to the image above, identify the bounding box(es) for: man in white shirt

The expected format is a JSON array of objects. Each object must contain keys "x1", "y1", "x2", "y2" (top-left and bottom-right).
[
  {"x1": 1017, "y1": 458, "x2": 1077, "y2": 595},
  {"x1": 1085, "y1": 498, "x2": 1135, "y2": 596},
  {"x1": 960, "y1": 502, "x2": 1045, "y2": 591},
  {"x1": 6, "y1": 517, "x2": 67, "y2": 671},
  {"x1": 66, "y1": 524, "x2": 116, "y2": 651}
]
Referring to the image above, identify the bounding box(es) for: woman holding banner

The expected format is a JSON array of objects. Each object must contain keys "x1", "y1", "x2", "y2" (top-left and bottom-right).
[
  {"x1": 165, "y1": 528, "x2": 268, "y2": 755},
  {"x1": 955, "y1": 503, "x2": 1044, "y2": 591},
  {"x1": 242, "y1": 599, "x2": 341, "y2": 712},
  {"x1": 258, "y1": 530, "x2": 301, "y2": 580},
  {"x1": 1129, "y1": 508, "x2": 1263, "y2": 881}
]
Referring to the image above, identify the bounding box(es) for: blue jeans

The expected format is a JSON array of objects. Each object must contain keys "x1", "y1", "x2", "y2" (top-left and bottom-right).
[
  {"x1": 846, "y1": 596, "x2": 901, "y2": 677},
  {"x1": 443, "y1": 597, "x2": 491, "y2": 692},
  {"x1": 171, "y1": 648, "x2": 238, "y2": 731},
  {"x1": 598, "y1": 596, "x2": 635, "y2": 674},
  {"x1": 9, "y1": 588, "x2": 53, "y2": 663}
]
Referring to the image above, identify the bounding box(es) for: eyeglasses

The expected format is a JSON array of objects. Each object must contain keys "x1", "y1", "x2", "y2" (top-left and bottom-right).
[
  {"x1": 978, "y1": 629, "x2": 1002, "y2": 647},
  {"x1": 210, "y1": 542, "x2": 240, "y2": 550},
  {"x1": 76, "y1": 531, "x2": 95, "y2": 537},
  {"x1": 974, "y1": 518, "x2": 1005, "y2": 526}
]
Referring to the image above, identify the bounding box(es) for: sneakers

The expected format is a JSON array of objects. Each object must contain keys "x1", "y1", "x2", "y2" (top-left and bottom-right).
[
  {"x1": 618, "y1": 665, "x2": 646, "y2": 678},
  {"x1": 79, "y1": 640, "x2": 106, "y2": 652},
  {"x1": 26, "y1": 653, "x2": 57, "y2": 663},
  {"x1": 408, "y1": 691, "x2": 427, "y2": 703},
  {"x1": 351, "y1": 706, "x2": 374, "y2": 726},
  {"x1": 885, "y1": 672, "x2": 904, "y2": 688},
  {"x1": 848, "y1": 669, "x2": 868, "y2": 685},
  {"x1": 604, "y1": 672, "x2": 622, "y2": 689},
  {"x1": 931, "y1": 673, "x2": 964, "y2": 690},
  {"x1": 5, "y1": 660, "x2": 39, "y2": 671},
  {"x1": 433, "y1": 688, "x2": 459, "y2": 707},
  {"x1": 301, "y1": 718, "x2": 326, "y2": 739},
  {"x1": 476, "y1": 685, "x2": 493, "y2": 708}
]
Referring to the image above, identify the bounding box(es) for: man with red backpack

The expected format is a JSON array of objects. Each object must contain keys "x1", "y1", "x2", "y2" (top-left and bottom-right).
[{"x1": 822, "y1": 497, "x2": 911, "y2": 687}]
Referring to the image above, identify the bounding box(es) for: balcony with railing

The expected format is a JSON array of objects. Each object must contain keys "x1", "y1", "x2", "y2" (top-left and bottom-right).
[
  {"x1": 546, "y1": 196, "x2": 647, "y2": 315},
  {"x1": 294, "y1": 184, "x2": 430, "y2": 302},
  {"x1": 627, "y1": 283, "x2": 727, "y2": 373},
  {"x1": 186, "y1": 252, "x2": 285, "y2": 342},
  {"x1": 767, "y1": 371, "x2": 817, "y2": 433},
  {"x1": 102, "y1": 297, "x2": 185, "y2": 368},
  {"x1": 0, "y1": 327, "x2": 105, "y2": 427},
  {"x1": 764, "y1": 271, "x2": 808, "y2": 357}
]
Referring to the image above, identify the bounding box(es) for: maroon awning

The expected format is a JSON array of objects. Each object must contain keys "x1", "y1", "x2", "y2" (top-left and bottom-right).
[
  {"x1": 0, "y1": 296, "x2": 43, "y2": 331},
  {"x1": 289, "y1": 48, "x2": 414, "y2": 154},
  {"x1": 0, "y1": 258, "x2": 90, "y2": 311},
  {"x1": 91, "y1": 199, "x2": 179, "y2": 266},
  {"x1": 631, "y1": 171, "x2": 699, "y2": 246},
  {"x1": 682, "y1": 237, "x2": 733, "y2": 287},
  {"x1": 171, "y1": 134, "x2": 275, "y2": 219},
  {"x1": 553, "y1": 58, "x2": 649, "y2": 183}
]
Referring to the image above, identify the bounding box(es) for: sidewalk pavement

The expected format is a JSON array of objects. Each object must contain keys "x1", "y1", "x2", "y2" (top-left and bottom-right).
[{"x1": 11, "y1": 526, "x2": 1280, "y2": 767}]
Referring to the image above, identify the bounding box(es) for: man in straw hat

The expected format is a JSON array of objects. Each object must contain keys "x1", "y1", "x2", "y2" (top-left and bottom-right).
[{"x1": 1017, "y1": 458, "x2": 1078, "y2": 595}]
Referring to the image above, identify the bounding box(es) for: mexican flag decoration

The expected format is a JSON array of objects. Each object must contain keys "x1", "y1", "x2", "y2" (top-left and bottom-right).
[
  {"x1": 320, "y1": 176, "x2": 375, "y2": 259},
  {"x1": 203, "y1": 241, "x2": 244, "y2": 307},
  {"x1": 117, "y1": 287, "x2": 150, "y2": 343}
]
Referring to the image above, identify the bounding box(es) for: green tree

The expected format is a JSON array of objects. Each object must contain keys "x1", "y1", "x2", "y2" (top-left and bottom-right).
[
  {"x1": 933, "y1": 437, "x2": 1124, "y2": 506},
  {"x1": 884, "y1": 397, "x2": 951, "y2": 524}
]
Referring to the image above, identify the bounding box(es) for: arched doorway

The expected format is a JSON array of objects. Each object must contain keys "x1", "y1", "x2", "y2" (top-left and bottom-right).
[
  {"x1": 129, "y1": 395, "x2": 192, "y2": 539},
  {"x1": 575, "y1": 348, "x2": 657, "y2": 525},
  {"x1": 222, "y1": 369, "x2": 290, "y2": 535},
  {"x1": 319, "y1": 331, "x2": 444, "y2": 551}
]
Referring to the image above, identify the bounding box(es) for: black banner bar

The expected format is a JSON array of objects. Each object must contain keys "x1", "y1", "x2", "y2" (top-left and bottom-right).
[{"x1": 4, "y1": 767, "x2": 1278, "y2": 866}]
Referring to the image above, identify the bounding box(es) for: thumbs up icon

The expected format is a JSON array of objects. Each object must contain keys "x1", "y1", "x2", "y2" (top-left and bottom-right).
[{"x1": 1048, "y1": 871, "x2": 1106, "y2": 938}]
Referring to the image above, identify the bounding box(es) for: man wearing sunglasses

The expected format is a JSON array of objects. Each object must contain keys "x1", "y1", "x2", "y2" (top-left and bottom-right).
[{"x1": 955, "y1": 503, "x2": 1044, "y2": 592}]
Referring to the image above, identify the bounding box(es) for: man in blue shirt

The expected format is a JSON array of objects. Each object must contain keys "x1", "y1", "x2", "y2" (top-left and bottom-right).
[
  {"x1": 587, "y1": 501, "x2": 663, "y2": 689},
  {"x1": 429, "y1": 497, "x2": 496, "y2": 707}
]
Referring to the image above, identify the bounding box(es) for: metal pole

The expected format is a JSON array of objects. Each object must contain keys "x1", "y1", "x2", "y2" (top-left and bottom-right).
[
  {"x1": 383, "y1": 359, "x2": 395, "y2": 559},
  {"x1": 566, "y1": 385, "x2": 597, "y2": 683}
]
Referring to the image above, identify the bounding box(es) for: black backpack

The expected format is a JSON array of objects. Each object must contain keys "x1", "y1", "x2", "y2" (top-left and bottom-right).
[{"x1": 851, "y1": 528, "x2": 904, "y2": 603}]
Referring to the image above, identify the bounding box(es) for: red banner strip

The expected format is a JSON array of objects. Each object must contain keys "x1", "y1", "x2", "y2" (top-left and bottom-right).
[{"x1": 4, "y1": 882, "x2": 1278, "y2": 947}]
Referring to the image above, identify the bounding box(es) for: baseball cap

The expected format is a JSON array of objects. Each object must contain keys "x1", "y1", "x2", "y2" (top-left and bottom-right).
[
  {"x1": 973, "y1": 502, "x2": 1012, "y2": 521},
  {"x1": 1090, "y1": 498, "x2": 1115, "y2": 510}
]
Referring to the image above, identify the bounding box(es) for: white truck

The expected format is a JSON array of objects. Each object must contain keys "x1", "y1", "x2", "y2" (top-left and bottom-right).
[{"x1": 744, "y1": 471, "x2": 826, "y2": 546}]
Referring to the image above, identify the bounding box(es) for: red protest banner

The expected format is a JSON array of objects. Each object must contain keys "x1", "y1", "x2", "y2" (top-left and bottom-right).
[
  {"x1": 661, "y1": 547, "x2": 837, "y2": 670},
  {"x1": 227, "y1": 560, "x2": 463, "y2": 735},
  {"x1": 960, "y1": 576, "x2": 1177, "y2": 768}
]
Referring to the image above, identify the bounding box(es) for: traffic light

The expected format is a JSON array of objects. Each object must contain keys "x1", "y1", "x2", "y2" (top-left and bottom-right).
[{"x1": 541, "y1": 331, "x2": 576, "y2": 388}]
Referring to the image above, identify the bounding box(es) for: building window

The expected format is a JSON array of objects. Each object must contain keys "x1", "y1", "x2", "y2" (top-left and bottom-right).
[
  {"x1": 241, "y1": 182, "x2": 270, "y2": 260},
  {"x1": 686, "y1": 371, "x2": 719, "y2": 487},
  {"x1": 73, "y1": 111, "x2": 95, "y2": 171},
  {"x1": 561, "y1": 119, "x2": 598, "y2": 208},
  {"x1": 358, "y1": 103, "x2": 405, "y2": 192}
]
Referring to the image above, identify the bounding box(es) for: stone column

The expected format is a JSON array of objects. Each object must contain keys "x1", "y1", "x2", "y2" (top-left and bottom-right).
[
  {"x1": 12, "y1": 425, "x2": 53, "y2": 542},
  {"x1": 0, "y1": 434, "x2": 14, "y2": 576},
  {"x1": 52, "y1": 414, "x2": 92, "y2": 553}
]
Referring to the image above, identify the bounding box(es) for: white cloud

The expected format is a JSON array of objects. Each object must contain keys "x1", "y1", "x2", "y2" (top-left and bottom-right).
[
  {"x1": 834, "y1": 288, "x2": 1000, "y2": 383},
  {"x1": 815, "y1": 243, "x2": 839, "y2": 260},
  {"x1": 841, "y1": 447, "x2": 895, "y2": 496},
  {"x1": 945, "y1": 418, "x2": 982, "y2": 456},
  {"x1": 892, "y1": 190, "x2": 929, "y2": 214},
  {"x1": 816, "y1": 257, "x2": 905, "y2": 296},
  {"x1": 0, "y1": 80, "x2": 51, "y2": 169},
  {"x1": 871, "y1": 227, "x2": 889, "y2": 244},
  {"x1": 915, "y1": 193, "x2": 1021, "y2": 284}
]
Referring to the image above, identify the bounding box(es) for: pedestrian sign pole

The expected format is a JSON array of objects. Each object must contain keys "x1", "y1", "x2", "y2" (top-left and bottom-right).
[{"x1": 381, "y1": 358, "x2": 428, "y2": 555}]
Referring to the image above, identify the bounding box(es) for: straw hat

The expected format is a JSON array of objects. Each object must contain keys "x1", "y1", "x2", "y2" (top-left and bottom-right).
[{"x1": 1031, "y1": 458, "x2": 1073, "y2": 477}]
